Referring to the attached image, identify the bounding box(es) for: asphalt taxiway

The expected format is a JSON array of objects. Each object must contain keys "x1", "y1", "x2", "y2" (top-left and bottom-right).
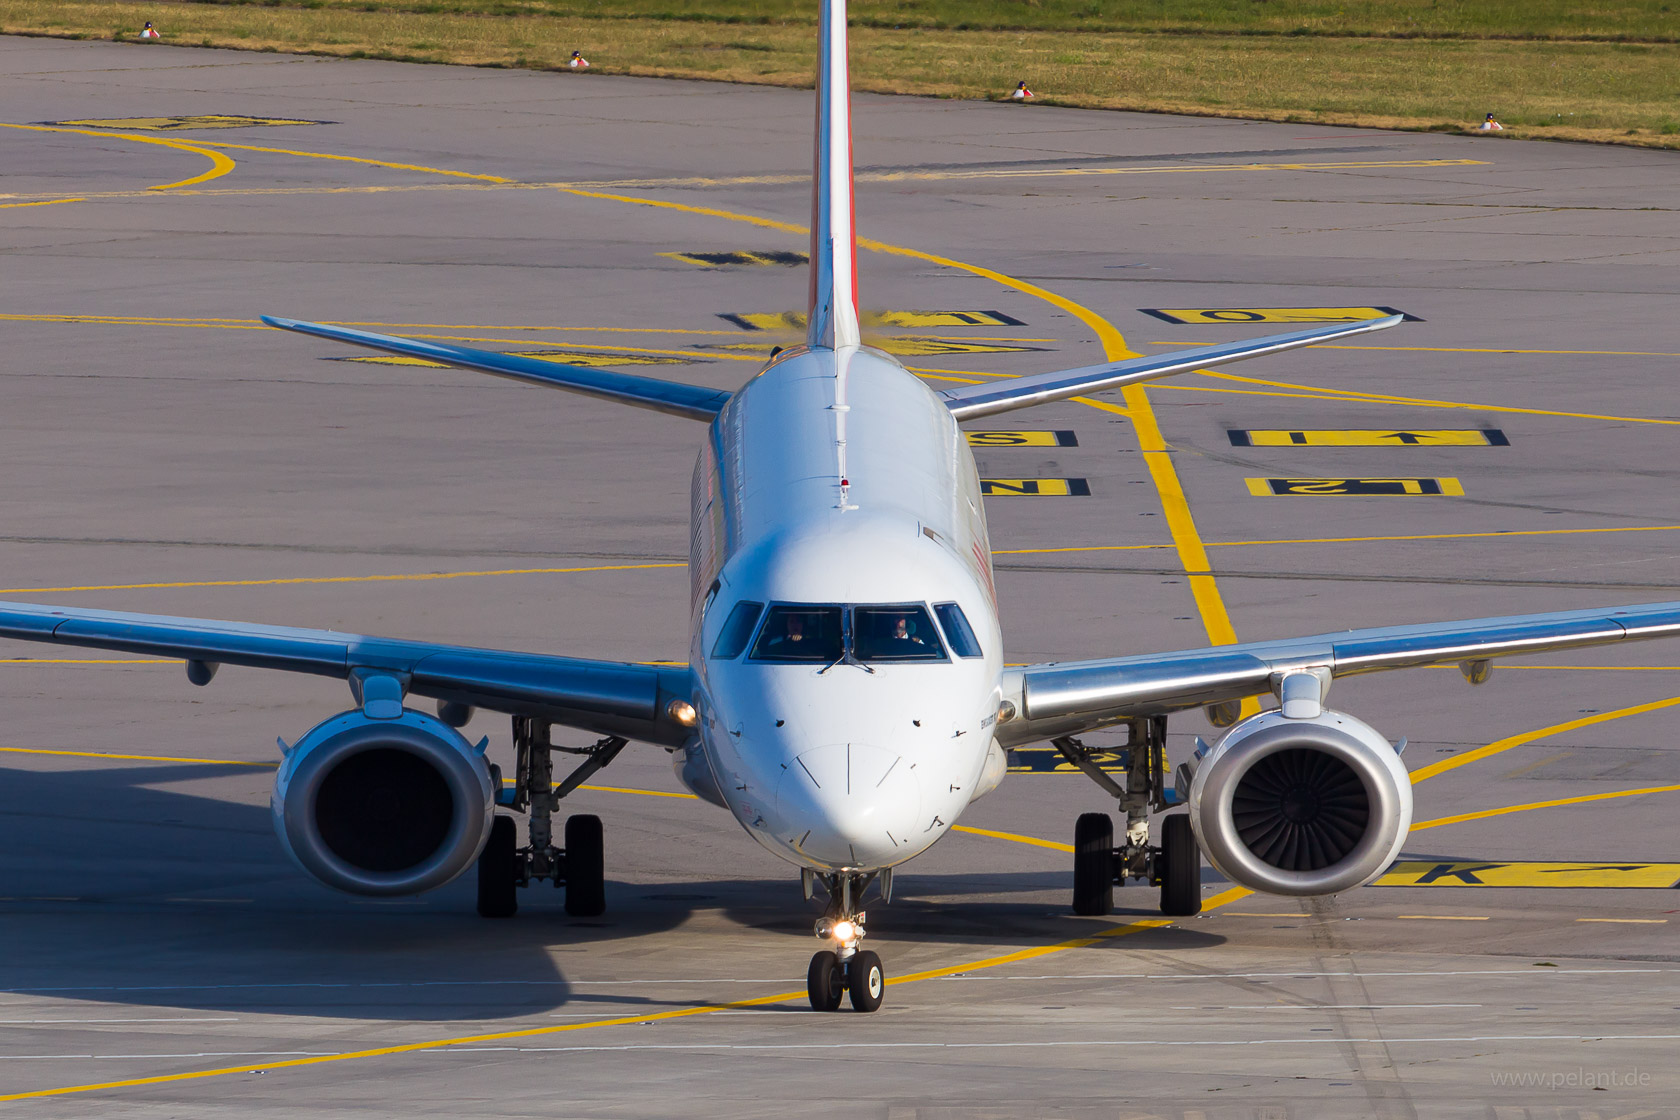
[{"x1": 2, "y1": 34, "x2": 1679, "y2": 1118}]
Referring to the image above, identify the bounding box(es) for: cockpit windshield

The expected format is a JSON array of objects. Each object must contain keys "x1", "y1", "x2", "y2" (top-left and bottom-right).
[
  {"x1": 745, "y1": 603, "x2": 947, "y2": 664},
  {"x1": 852, "y1": 605, "x2": 946, "y2": 662},
  {"x1": 749, "y1": 606, "x2": 844, "y2": 662}
]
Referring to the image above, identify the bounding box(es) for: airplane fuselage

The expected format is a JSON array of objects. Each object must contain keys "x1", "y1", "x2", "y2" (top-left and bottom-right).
[{"x1": 684, "y1": 345, "x2": 1007, "y2": 872}]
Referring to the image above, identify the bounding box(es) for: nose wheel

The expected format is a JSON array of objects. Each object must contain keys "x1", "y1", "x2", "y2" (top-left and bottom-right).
[{"x1": 805, "y1": 871, "x2": 886, "y2": 1012}]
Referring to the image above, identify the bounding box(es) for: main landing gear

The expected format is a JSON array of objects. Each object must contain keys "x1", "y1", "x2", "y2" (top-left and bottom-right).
[
  {"x1": 1059, "y1": 716, "x2": 1202, "y2": 918},
  {"x1": 477, "y1": 716, "x2": 627, "y2": 919},
  {"x1": 805, "y1": 870, "x2": 886, "y2": 1013}
]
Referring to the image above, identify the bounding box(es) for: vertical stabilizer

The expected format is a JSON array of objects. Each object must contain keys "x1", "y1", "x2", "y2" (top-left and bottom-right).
[{"x1": 807, "y1": 0, "x2": 861, "y2": 351}]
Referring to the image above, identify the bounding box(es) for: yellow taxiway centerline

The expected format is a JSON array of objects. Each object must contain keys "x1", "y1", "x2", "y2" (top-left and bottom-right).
[{"x1": 0, "y1": 124, "x2": 237, "y2": 194}]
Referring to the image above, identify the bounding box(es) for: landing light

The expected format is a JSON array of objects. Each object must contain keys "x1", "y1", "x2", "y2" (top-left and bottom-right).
[
  {"x1": 666, "y1": 699, "x2": 698, "y2": 727},
  {"x1": 831, "y1": 919, "x2": 857, "y2": 942}
]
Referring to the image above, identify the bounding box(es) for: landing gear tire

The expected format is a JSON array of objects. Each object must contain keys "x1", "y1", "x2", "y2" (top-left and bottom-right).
[
  {"x1": 1072, "y1": 812, "x2": 1115, "y2": 916},
  {"x1": 1158, "y1": 812, "x2": 1202, "y2": 917},
  {"x1": 564, "y1": 814, "x2": 606, "y2": 917},
  {"x1": 807, "y1": 950, "x2": 844, "y2": 1012},
  {"x1": 476, "y1": 815, "x2": 519, "y2": 919},
  {"x1": 847, "y1": 950, "x2": 885, "y2": 1013}
]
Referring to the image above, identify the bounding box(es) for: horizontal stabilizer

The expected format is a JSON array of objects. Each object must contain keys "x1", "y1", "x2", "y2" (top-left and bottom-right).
[
  {"x1": 939, "y1": 314, "x2": 1402, "y2": 420},
  {"x1": 263, "y1": 316, "x2": 733, "y2": 422}
]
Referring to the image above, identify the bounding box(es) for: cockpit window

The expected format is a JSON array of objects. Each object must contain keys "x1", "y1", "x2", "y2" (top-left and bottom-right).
[
  {"x1": 749, "y1": 606, "x2": 844, "y2": 662},
  {"x1": 934, "y1": 602, "x2": 983, "y2": 659},
  {"x1": 853, "y1": 605, "x2": 946, "y2": 663},
  {"x1": 709, "y1": 600, "x2": 764, "y2": 660}
]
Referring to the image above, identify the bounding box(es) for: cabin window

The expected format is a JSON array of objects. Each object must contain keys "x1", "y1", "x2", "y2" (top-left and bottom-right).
[
  {"x1": 749, "y1": 606, "x2": 844, "y2": 662},
  {"x1": 710, "y1": 601, "x2": 764, "y2": 659},
  {"x1": 852, "y1": 605, "x2": 946, "y2": 663},
  {"x1": 934, "y1": 602, "x2": 983, "y2": 659}
]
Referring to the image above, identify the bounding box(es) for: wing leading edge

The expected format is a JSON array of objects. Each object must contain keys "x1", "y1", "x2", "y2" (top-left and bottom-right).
[
  {"x1": 262, "y1": 316, "x2": 733, "y2": 422},
  {"x1": 998, "y1": 600, "x2": 1680, "y2": 746},
  {"x1": 0, "y1": 601, "x2": 694, "y2": 746},
  {"x1": 939, "y1": 315, "x2": 1402, "y2": 420}
]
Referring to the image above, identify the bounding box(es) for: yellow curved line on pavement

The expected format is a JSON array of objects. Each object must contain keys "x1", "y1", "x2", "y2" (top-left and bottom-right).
[
  {"x1": 0, "y1": 124, "x2": 236, "y2": 193},
  {"x1": 0, "y1": 197, "x2": 85, "y2": 209}
]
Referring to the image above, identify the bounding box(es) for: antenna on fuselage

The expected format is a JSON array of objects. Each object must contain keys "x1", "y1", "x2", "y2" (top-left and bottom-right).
[{"x1": 807, "y1": 0, "x2": 861, "y2": 353}]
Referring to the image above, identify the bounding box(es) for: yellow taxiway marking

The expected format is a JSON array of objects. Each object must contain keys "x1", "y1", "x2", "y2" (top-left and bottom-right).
[
  {"x1": 0, "y1": 746, "x2": 269, "y2": 767},
  {"x1": 1578, "y1": 918, "x2": 1668, "y2": 923},
  {"x1": 951, "y1": 824, "x2": 1074, "y2": 853},
  {"x1": 0, "y1": 197, "x2": 86, "y2": 209},
  {"x1": 1144, "y1": 307, "x2": 1405, "y2": 326},
  {"x1": 995, "y1": 522, "x2": 1680, "y2": 557},
  {"x1": 1230, "y1": 428, "x2": 1506, "y2": 448},
  {"x1": 1377, "y1": 860, "x2": 1680, "y2": 889},
  {"x1": 1246, "y1": 476, "x2": 1463, "y2": 497},
  {"x1": 1408, "y1": 696, "x2": 1680, "y2": 784},
  {"x1": 0, "y1": 123, "x2": 237, "y2": 193},
  {"x1": 1396, "y1": 914, "x2": 1489, "y2": 921},
  {"x1": 1194, "y1": 369, "x2": 1680, "y2": 428},
  {"x1": 1409, "y1": 782, "x2": 1680, "y2": 831},
  {"x1": 570, "y1": 159, "x2": 1487, "y2": 190}
]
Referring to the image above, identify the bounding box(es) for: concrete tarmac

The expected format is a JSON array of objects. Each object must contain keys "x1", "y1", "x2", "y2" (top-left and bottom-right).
[{"x1": 2, "y1": 35, "x2": 1679, "y2": 1118}]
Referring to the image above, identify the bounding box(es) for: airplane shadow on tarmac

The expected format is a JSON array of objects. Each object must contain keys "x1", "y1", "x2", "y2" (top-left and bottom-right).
[{"x1": 0, "y1": 763, "x2": 1224, "y2": 1021}]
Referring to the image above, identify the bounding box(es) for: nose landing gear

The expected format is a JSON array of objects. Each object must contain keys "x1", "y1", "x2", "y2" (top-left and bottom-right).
[{"x1": 805, "y1": 871, "x2": 886, "y2": 1012}]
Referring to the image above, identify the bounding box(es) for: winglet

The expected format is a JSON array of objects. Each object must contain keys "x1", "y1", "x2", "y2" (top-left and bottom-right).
[{"x1": 806, "y1": 0, "x2": 861, "y2": 351}]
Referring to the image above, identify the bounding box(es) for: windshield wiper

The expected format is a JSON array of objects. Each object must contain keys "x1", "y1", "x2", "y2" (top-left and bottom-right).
[{"x1": 818, "y1": 610, "x2": 874, "y2": 674}]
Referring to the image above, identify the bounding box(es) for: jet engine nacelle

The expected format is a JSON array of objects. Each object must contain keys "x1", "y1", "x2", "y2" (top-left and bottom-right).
[
  {"x1": 1186, "y1": 708, "x2": 1411, "y2": 897},
  {"x1": 271, "y1": 708, "x2": 496, "y2": 896}
]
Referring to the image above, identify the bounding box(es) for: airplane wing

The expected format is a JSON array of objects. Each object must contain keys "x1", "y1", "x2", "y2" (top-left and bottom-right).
[
  {"x1": 0, "y1": 601, "x2": 694, "y2": 746},
  {"x1": 996, "y1": 600, "x2": 1680, "y2": 746},
  {"x1": 939, "y1": 315, "x2": 1401, "y2": 420},
  {"x1": 262, "y1": 316, "x2": 734, "y2": 422}
]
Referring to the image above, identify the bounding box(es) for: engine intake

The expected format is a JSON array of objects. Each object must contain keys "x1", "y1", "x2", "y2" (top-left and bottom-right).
[
  {"x1": 271, "y1": 708, "x2": 495, "y2": 896},
  {"x1": 1187, "y1": 708, "x2": 1410, "y2": 896}
]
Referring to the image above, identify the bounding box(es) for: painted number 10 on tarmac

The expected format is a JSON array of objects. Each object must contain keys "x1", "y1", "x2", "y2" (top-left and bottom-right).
[{"x1": 1247, "y1": 477, "x2": 1464, "y2": 496}]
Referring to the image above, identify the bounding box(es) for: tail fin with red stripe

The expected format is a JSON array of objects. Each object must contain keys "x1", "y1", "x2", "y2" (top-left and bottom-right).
[{"x1": 806, "y1": 0, "x2": 861, "y2": 351}]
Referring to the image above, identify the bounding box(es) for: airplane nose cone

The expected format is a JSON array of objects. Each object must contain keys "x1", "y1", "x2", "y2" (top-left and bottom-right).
[{"x1": 777, "y1": 743, "x2": 921, "y2": 868}]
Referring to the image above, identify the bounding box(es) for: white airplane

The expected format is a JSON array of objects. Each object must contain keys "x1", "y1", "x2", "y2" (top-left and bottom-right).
[{"x1": 5, "y1": 0, "x2": 1679, "y2": 1016}]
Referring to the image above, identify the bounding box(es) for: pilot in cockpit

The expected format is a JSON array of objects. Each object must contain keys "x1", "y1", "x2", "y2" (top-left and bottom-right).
[
  {"x1": 764, "y1": 613, "x2": 806, "y2": 649},
  {"x1": 888, "y1": 616, "x2": 925, "y2": 648}
]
